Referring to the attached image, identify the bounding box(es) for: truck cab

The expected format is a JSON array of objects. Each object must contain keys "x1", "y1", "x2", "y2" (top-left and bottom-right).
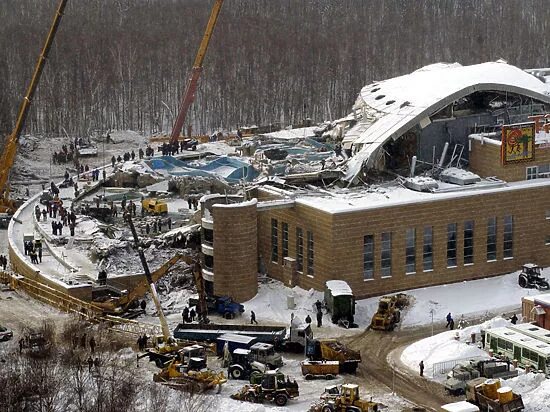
[{"x1": 249, "y1": 342, "x2": 283, "y2": 368}]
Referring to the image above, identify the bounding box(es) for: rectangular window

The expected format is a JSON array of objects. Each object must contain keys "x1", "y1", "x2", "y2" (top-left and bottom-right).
[
  {"x1": 363, "y1": 235, "x2": 374, "y2": 280},
  {"x1": 423, "y1": 226, "x2": 433, "y2": 271},
  {"x1": 307, "y1": 231, "x2": 314, "y2": 276},
  {"x1": 447, "y1": 223, "x2": 457, "y2": 267},
  {"x1": 526, "y1": 166, "x2": 538, "y2": 180},
  {"x1": 282, "y1": 222, "x2": 289, "y2": 258},
  {"x1": 487, "y1": 217, "x2": 497, "y2": 261},
  {"x1": 503, "y1": 215, "x2": 513, "y2": 259},
  {"x1": 296, "y1": 228, "x2": 303, "y2": 272},
  {"x1": 271, "y1": 219, "x2": 278, "y2": 263},
  {"x1": 381, "y1": 232, "x2": 392, "y2": 277},
  {"x1": 464, "y1": 220, "x2": 474, "y2": 265},
  {"x1": 405, "y1": 228, "x2": 416, "y2": 274}
]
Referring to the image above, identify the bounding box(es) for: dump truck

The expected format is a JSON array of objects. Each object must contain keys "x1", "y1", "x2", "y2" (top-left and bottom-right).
[
  {"x1": 231, "y1": 370, "x2": 299, "y2": 407},
  {"x1": 306, "y1": 339, "x2": 361, "y2": 374},
  {"x1": 301, "y1": 360, "x2": 339, "y2": 380},
  {"x1": 309, "y1": 383, "x2": 379, "y2": 412},
  {"x1": 141, "y1": 198, "x2": 168, "y2": 215},
  {"x1": 370, "y1": 293, "x2": 408, "y2": 331},
  {"x1": 465, "y1": 377, "x2": 524, "y2": 412},
  {"x1": 445, "y1": 359, "x2": 518, "y2": 395},
  {"x1": 324, "y1": 280, "x2": 356, "y2": 328}
]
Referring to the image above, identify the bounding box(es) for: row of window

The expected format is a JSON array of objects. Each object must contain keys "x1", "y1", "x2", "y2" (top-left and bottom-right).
[
  {"x1": 271, "y1": 219, "x2": 314, "y2": 276},
  {"x1": 362, "y1": 216, "x2": 514, "y2": 279}
]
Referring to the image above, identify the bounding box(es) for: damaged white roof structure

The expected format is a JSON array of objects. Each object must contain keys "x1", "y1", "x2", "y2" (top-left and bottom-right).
[{"x1": 344, "y1": 61, "x2": 550, "y2": 182}]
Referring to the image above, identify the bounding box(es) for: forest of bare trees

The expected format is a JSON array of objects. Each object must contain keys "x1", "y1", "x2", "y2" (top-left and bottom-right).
[{"x1": 1, "y1": 0, "x2": 549, "y2": 138}]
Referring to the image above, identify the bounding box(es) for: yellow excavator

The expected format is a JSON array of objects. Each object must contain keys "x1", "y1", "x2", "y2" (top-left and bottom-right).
[{"x1": 0, "y1": 0, "x2": 68, "y2": 216}]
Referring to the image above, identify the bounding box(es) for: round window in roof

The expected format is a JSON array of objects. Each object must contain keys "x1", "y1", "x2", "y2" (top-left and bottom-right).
[
  {"x1": 371, "y1": 88, "x2": 380, "y2": 93},
  {"x1": 375, "y1": 95, "x2": 385, "y2": 100},
  {"x1": 385, "y1": 100, "x2": 396, "y2": 105}
]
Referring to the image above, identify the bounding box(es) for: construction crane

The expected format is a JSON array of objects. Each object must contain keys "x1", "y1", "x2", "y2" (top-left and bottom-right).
[
  {"x1": 0, "y1": 0, "x2": 68, "y2": 215},
  {"x1": 169, "y1": 0, "x2": 224, "y2": 145},
  {"x1": 124, "y1": 212, "x2": 171, "y2": 341}
]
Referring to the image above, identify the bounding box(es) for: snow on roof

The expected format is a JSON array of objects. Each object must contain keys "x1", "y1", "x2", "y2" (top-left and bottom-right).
[
  {"x1": 325, "y1": 280, "x2": 353, "y2": 296},
  {"x1": 486, "y1": 327, "x2": 550, "y2": 355},
  {"x1": 263, "y1": 126, "x2": 318, "y2": 141},
  {"x1": 344, "y1": 61, "x2": 550, "y2": 181},
  {"x1": 534, "y1": 293, "x2": 550, "y2": 307},
  {"x1": 294, "y1": 176, "x2": 550, "y2": 214},
  {"x1": 441, "y1": 401, "x2": 480, "y2": 412}
]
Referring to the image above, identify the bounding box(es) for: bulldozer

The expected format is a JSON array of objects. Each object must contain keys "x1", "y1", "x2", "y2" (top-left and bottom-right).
[
  {"x1": 231, "y1": 370, "x2": 299, "y2": 407},
  {"x1": 518, "y1": 263, "x2": 550, "y2": 290},
  {"x1": 309, "y1": 384, "x2": 379, "y2": 412},
  {"x1": 153, "y1": 357, "x2": 227, "y2": 393},
  {"x1": 370, "y1": 293, "x2": 407, "y2": 331}
]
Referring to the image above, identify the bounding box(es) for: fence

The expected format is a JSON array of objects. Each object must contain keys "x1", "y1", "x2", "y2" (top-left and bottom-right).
[{"x1": 432, "y1": 355, "x2": 487, "y2": 377}]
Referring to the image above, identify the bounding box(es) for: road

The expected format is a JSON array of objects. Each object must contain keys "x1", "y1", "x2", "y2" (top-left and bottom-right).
[{"x1": 345, "y1": 324, "x2": 456, "y2": 411}]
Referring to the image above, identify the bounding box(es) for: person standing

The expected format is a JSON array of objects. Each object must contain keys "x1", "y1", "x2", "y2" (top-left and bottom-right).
[
  {"x1": 250, "y1": 310, "x2": 258, "y2": 325},
  {"x1": 419, "y1": 360, "x2": 424, "y2": 377},
  {"x1": 305, "y1": 314, "x2": 312, "y2": 324},
  {"x1": 89, "y1": 336, "x2": 96, "y2": 353},
  {"x1": 446, "y1": 313, "x2": 452, "y2": 328},
  {"x1": 316, "y1": 310, "x2": 323, "y2": 327},
  {"x1": 449, "y1": 318, "x2": 455, "y2": 330}
]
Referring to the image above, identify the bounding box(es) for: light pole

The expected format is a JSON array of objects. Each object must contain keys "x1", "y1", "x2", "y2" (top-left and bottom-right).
[{"x1": 430, "y1": 308, "x2": 435, "y2": 337}]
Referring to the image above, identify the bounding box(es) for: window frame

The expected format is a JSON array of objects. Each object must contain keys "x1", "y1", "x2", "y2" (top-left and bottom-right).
[
  {"x1": 296, "y1": 227, "x2": 304, "y2": 272},
  {"x1": 405, "y1": 228, "x2": 416, "y2": 274},
  {"x1": 423, "y1": 226, "x2": 433, "y2": 272},
  {"x1": 503, "y1": 215, "x2": 513, "y2": 259},
  {"x1": 306, "y1": 231, "x2": 314, "y2": 276},
  {"x1": 282, "y1": 222, "x2": 289, "y2": 258},
  {"x1": 464, "y1": 220, "x2": 474, "y2": 265},
  {"x1": 447, "y1": 223, "x2": 457, "y2": 268},
  {"x1": 380, "y1": 232, "x2": 392, "y2": 278},
  {"x1": 363, "y1": 234, "x2": 374, "y2": 280},
  {"x1": 271, "y1": 218, "x2": 279, "y2": 263},
  {"x1": 487, "y1": 217, "x2": 497, "y2": 261}
]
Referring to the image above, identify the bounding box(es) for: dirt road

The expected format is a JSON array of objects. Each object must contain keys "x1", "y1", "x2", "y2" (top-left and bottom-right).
[{"x1": 346, "y1": 324, "x2": 456, "y2": 411}]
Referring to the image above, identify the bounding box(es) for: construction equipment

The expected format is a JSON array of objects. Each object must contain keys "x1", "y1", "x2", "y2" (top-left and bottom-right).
[
  {"x1": 188, "y1": 294, "x2": 244, "y2": 319},
  {"x1": 140, "y1": 342, "x2": 208, "y2": 369},
  {"x1": 141, "y1": 198, "x2": 168, "y2": 215},
  {"x1": 465, "y1": 378, "x2": 524, "y2": 412},
  {"x1": 518, "y1": 263, "x2": 550, "y2": 290},
  {"x1": 227, "y1": 348, "x2": 268, "y2": 380},
  {"x1": 445, "y1": 359, "x2": 518, "y2": 395},
  {"x1": 169, "y1": 0, "x2": 224, "y2": 145},
  {"x1": 231, "y1": 370, "x2": 299, "y2": 407},
  {"x1": 324, "y1": 280, "x2": 357, "y2": 328},
  {"x1": 0, "y1": 0, "x2": 67, "y2": 216},
  {"x1": 370, "y1": 293, "x2": 408, "y2": 331},
  {"x1": 306, "y1": 339, "x2": 361, "y2": 374},
  {"x1": 153, "y1": 357, "x2": 227, "y2": 393},
  {"x1": 309, "y1": 383, "x2": 379, "y2": 412},
  {"x1": 93, "y1": 253, "x2": 197, "y2": 315},
  {"x1": 301, "y1": 360, "x2": 339, "y2": 380}
]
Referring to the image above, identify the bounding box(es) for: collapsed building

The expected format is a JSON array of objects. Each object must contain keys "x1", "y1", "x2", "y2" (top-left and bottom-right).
[{"x1": 201, "y1": 61, "x2": 550, "y2": 300}]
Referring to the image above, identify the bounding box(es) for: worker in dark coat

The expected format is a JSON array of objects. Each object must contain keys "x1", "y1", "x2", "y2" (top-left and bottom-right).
[
  {"x1": 419, "y1": 360, "x2": 424, "y2": 377},
  {"x1": 305, "y1": 314, "x2": 312, "y2": 324},
  {"x1": 182, "y1": 307, "x2": 189, "y2": 323},
  {"x1": 250, "y1": 310, "x2": 258, "y2": 325},
  {"x1": 316, "y1": 311, "x2": 323, "y2": 327},
  {"x1": 510, "y1": 314, "x2": 518, "y2": 324},
  {"x1": 446, "y1": 312, "x2": 452, "y2": 328},
  {"x1": 189, "y1": 308, "x2": 196, "y2": 322}
]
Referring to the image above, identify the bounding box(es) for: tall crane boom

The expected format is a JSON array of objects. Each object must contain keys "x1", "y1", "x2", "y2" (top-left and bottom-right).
[
  {"x1": 0, "y1": 0, "x2": 68, "y2": 214},
  {"x1": 124, "y1": 212, "x2": 171, "y2": 341},
  {"x1": 169, "y1": 0, "x2": 224, "y2": 145}
]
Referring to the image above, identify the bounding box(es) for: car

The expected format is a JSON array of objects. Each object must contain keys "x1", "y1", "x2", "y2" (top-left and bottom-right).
[{"x1": 0, "y1": 325, "x2": 13, "y2": 342}]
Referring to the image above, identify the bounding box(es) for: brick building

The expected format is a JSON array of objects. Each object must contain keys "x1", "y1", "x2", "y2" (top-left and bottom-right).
[{"x1": 203, "y1": 62, "x2": 550, "y2": 300}]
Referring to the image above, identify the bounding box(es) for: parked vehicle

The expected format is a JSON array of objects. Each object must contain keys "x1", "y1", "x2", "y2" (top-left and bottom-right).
[
  {"x1": 301, "y1": 360, "x2": 339, "y2": 380},
  {"x1": 518, "y1": 263, "x2": 550, "y2": 290},
  {"x1": 231, "y1": 370, "x2": 299, "y2": 407},
  {"x1": 324, "y1": 280, "x2": 356, "y2": 328},
  {"x1": 465, "y1": 378, "x2": 524, "y2": 412},
  {"x1": 306, "y1": 339, "x2": 361, "y2": 374},
  {"x1": 189, "y1": 295, "x2": 244, "y2": 319},
  {"x1": 217, "y1": 334, "x2": 257, "y2": 357},
  {"x1": 309, "y1": 383, "x2": 379, "y2": 412},
  {"x1": 445, "y1": 359, "x2": 518, "y2": 395},
  {"x1": 141, "y1": 198, "x2": 168, "y2": 215},
  {"x1": 227, "y1": 348, "x2": 268, "y2": 380}
]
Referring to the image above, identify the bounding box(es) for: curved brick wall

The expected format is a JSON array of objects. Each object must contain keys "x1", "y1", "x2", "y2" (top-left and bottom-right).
[{"x1": 212, "y1": 198, "x2": 258, "y2": 302}]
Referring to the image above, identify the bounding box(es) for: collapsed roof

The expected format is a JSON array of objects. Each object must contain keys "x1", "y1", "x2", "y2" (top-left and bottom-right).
[{"x1": 343, "y1": 61, "x2": 550, "y2": 182}]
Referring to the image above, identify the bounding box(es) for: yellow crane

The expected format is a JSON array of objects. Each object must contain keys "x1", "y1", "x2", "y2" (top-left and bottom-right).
[
  {"x1": 0, "y1": 0, "x2": 68, "y2": 215},
  {"x1": 169, "y1": 0, "x2": 224, "y2": 144}
]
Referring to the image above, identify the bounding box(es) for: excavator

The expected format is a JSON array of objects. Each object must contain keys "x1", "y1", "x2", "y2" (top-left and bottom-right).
[
  {"x1": 168, "y1": 0, "x2": 224, "y2": 145},
  {"x1": 0, "y1": 0, "x2": 68, "y2": 217}
]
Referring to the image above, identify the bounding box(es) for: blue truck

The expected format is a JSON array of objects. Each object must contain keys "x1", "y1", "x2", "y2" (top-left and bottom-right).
[{"x1": 188, "y1": 295, "x2": 245, "y2": 319}]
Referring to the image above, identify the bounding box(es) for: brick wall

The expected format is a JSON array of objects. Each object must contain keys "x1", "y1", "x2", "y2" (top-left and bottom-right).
[
  {"x1": 469, "y1": 138, "x2": 550, "y2": 182},
  {"x1": 212, "y1": 199, "x2": 258, "y2": 302},
  {"x1": 258, "y1": 184, "x2": 550, "y2": 299}
]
